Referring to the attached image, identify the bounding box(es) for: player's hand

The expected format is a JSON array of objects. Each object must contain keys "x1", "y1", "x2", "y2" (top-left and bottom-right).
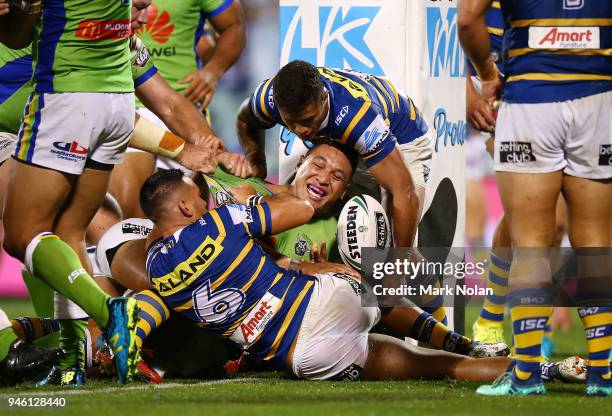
[
  {"x1": 478, "y1": 62, "x2": 503, "y2": 110},
  {"x1": 299, "y1": 261, "x2": 361, "y2": 280},
  {"x1": 228, "y1": 183, "x2": 257, "y2": 205},
  {"x1": 193, "y1": 133, "x2": 223, "y2": 150},
  {"x1": 217, "y1": 151, "x2": 254, "y2": 178},
  {"x1": 467, "y1": 78, "x2": 496, "y2": 133},
  {"x1": 131, "y1": 0, "x2": 151, "y2": 31},
  {"x1": 174, "y1": 141, "x2": 216, "y2": 174},
  {"x1": 178, "y1": 67, "x2": 221, "y2": 108},
  {"x1": 0, "y1": 1, "x2": 10, "y2": 16},
  {"x1": 309, "y1": 242, "x2": 327, "y2": 263}
]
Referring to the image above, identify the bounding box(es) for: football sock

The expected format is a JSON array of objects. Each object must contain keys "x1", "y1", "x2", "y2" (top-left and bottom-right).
[
  {"x1": 56, "y1": 319, "x2": 88, "y2": 369},
  {"x1": 477, "y1": 252, "x2": 509, "y2": 325},
  {"x1": 25, "y1": 233, "x2": 110, "y2": 327},
  {"x1": 11, "y1": 317, "x2": 60, "y2": 343},
  {"x1": 0, "y1": 310, "x2": 18, "y2": 362},
  {"x1": 134, "y1": 290, "x2": 170, "y2": 349},
  {"x1": 21, "y1": 270, "x2": 60, "y2": 348},
  {"x1": 410, "y1": 311, "x2": 470, "y2": 353},
  {"x1": 578, "y1": 306, "x2": 612, "y2": 386},
  {"x1": 509, "y1": 288, "x2": 553, "y2": 385},
  {"x1": 420, "y1": 277, "x2": 448, "y2": 325}
]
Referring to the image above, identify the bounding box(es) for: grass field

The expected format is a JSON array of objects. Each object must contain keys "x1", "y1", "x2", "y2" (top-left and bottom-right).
[{"x1": 1, "y1": 298, "x2": 610, "y2": 416}]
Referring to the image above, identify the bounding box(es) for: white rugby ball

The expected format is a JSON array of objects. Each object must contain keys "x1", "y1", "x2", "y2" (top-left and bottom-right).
[{"x1": 337, "y1": 195, "x2": 391, "y2": 272}]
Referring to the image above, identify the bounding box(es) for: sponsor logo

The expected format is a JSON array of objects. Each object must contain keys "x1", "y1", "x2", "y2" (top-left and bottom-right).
[
  {"x1": 345, "y1": 205, "x2": 360, "y2": 260},
  {"x1": 294, "y1": 233, "x2": 312, "y2": 257},
  {"x1": 228, "y1": 205, "x2": 254, "y2": 225},
  {"x1": 374, "y1": 212, "x2": 387, "y2": 250},
  {"x1": 578, "y1": 306, "x2": 599, "y2": 317},
  {"x1": 230, "y1": 292, "x2": 281, "y2": 346},
  {"x1": 138, "y1": 4, "x2": 174, "y2": 44},
  {"x1": 335, "y1": 106, "x2": 350, "y2": 126},
  {"x1": 68, "y1": 268, "x2": 86, "y2": 284},
  {"x1": 529, "y1": 26, "x2": 599, "y2": 50},
  {"x1": 599, "y1": 144, "x2": 612, "y2": 166},
  {"x1": 215, "y1": 191, "x2": 232, "y2": 207},
  {"x1": 586, "y1": 326, "x2": 606, "y2": 339},
  {"x1": 121, "y1": 223, "x2": 151, "y2": 236},
  {"x1": 51, "y1": 141, "x2": 88, "y2": 162},
  {"x1": 280, "y1": 4, "x2": 383, "y2": 74},
  {"x1": 332, "y1": 363, "x2": 362, "y2": 381},
  {"x1": 426, "y1": 6, "x2": 465, "y2": 78},
  {"x1": 563, "y1": 0, "x2": 584, "y2": 10},
  {"x1": 75, "y1": 20, "x2": 130, "y2": 40},
  {"x1": 331, "y1": 272, "x2": 362, "y2": 295},
  {"x1": 132, "y1": 38, "x2": 150, "y2": 67},
  {"x1": 432, "y1": 108, "x2": 466, "y2": 152},
  {"x1": 152, "y1": 237, "x2": 222, "y2": 295},
  {"x1": 267, "y1": 87, "x2": 275, "y2": 109},
  {"x1": 280, "y1": 127, "x2": 313, "y2": 157},
  {"x1": 499, "y1": 141, "x2": 537, "y2": 163}
]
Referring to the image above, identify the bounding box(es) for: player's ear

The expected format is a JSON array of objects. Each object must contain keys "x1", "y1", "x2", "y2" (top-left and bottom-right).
[
  {"x1": 295, "y1": 155, "x2": 306, "y2": 171},
  {"x1": 178, "y1": 199, "x2": 193, "y2": 218}
]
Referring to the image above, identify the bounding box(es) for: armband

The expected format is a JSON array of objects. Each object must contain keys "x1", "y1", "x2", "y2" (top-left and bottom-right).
[
  {"x1": 246, "y1": 195, "x2": 263, "y2": 207},
  {"x1": 130, "y1": 116, "x2": 185, "y2": 159}
]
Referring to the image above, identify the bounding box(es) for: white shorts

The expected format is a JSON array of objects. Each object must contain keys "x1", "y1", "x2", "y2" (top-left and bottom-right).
[
  {"x1": 14, "y1": 92, "x2": 135, "y2": 174},
  {"x1": 495, "y1": 90, "x2": 612, "y2": 179},
  {"x1": 131, "y1": 107, "x2": 191, "y2": 173},
  {"x1": 398, "y1": 133, "x2": 433, "y2": 189},
  {"x1": 0, "y1": 132, "x2": 17, "y2": 165},
  {"x1": 94, "y1": 217, "x2": 153, "y2": 278},
  {"x1": 291, "y1": 274, "x2": 381, "y2": 381}
]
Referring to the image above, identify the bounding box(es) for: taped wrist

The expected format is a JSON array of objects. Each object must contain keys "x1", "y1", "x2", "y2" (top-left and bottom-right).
[{"x1": 130, "y1": 116, "x2": 185, "y2": 159}]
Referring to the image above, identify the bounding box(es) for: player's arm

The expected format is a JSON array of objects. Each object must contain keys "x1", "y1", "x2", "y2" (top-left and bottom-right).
[
  {"x1": 236, "y1": 193, "x2": 314, "y2": 236},
  {"x1": 0, "y1": 1, "x2": 40, "y2": 49},
  {"x1": 179, "y1": 0, "x2": 246, "y2": 107},
  {"x1": 458, "y1": 0, "x2": 502, "y2": 105},
  {"x1": 369, "y1": 148, "x2": 420, "y2": 247},
  {"x1": 236, "y1": 98, "x2": 271, "y2": 179},
  {"x1": 466, "y1": 66, "x2": 496, "y2": 133}
]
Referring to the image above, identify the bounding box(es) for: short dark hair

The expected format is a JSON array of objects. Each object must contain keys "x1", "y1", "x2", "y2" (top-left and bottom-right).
[
  {"x1": 306, "y1": 139, "x2": 360, "y2": 175},
  {"x1": 273, "y1": 60, "x2": 324, "y2": 115},
  {"x1": 140, "y1": 169, "x2": 185, "y2": 222}
]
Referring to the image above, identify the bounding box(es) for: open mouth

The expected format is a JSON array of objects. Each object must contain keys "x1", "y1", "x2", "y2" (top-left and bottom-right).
[{"x1": 306, "y1": 183, "x2": 327, "y2": 201}]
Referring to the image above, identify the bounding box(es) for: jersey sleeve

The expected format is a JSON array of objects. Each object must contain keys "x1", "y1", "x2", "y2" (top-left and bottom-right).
[
  {"x1": 130, "y1": 36, "x2": 158, "y2": 88},
  {"x1": 200, "y1": 0, "x2": 233, "y2": 16},
  {"x1": 341, "y1": 105, "x2": 397, "y2": 168},
  {"x1": 248, "y1": 79, "x2": 280, "y2": 128},
  {"x1": 220, "y1": 203, "x2": 272, "y2": 237}
]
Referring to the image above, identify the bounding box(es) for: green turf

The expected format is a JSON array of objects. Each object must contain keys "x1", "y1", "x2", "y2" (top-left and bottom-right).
[{"x1": 1, "y1": 299, "x2": 607, "y2": 416}]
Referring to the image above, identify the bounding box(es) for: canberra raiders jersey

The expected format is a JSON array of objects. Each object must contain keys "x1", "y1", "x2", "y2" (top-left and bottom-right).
[
  {"x1": 500, "y1": 0, "x2": 612, "y2": 103},
  {"x1": 135, "y1": 0, "x2": 233, "y2": 96},
  {"x1": 146, "y1": 204, "x2": 315, "y2": 367},
  {"x1": 204, "y1": 168, "x2": 338, "y2": 261},
  {"x1": 0, "y1": 45, "x2": 33, "y2": 134},
  {"x1": 250, "y1": 67, "x2": 428, "y2": 168},
  {"x1": 32, "y1": 0, "x2": 133, "y2": 93}
]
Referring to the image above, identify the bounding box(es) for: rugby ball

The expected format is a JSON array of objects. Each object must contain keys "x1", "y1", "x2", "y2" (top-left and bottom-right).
[{"x1": 337, "y1": 195, "x2": 391, "y2": 272}]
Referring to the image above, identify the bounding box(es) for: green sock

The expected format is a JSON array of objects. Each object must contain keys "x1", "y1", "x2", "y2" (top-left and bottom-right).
[
  {"x1": 28, "y1": 234, "x2": 110, "y2": 327},
  {"x1": 0, "y1": 327, "x2": 18, "y2": 362},
  {"x1": 22, "y1": 269, "x2": 60, "y2": 348},
  {"x1": 57, "y1": 319, "x2": 87, "y2": 369}
]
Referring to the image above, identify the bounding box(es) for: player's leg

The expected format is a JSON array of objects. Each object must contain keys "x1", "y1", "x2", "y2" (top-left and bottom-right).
[
  {"x1": 361, "y1": 333, "x2": 508, "y2": 382},
  {"x1": 107, "y1": 151, "x2": 155, "y2": 219}
]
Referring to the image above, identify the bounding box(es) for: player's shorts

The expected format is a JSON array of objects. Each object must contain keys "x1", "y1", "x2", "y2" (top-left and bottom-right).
[
  {"x1": 13, "y1": 92, "x2": 135, "y2": 175},
  {"x1": 495, "y1": 90, "x2": 612, "y2": 179},
  {"x1": 94, "y1": 217, "x2": 153, "y2": 278},
  {"x1": 291, "y1": 274, "x2": 381, "y2": 381},
  {"x1": 132, "y1": 107, "x2": 191, "y2": 173},
  {"x1": 0, "y1": 132, "x2": 18, "y2": 165},
  {"x1": 398, "y1": 132, "x2": 433, "y2": 189}
]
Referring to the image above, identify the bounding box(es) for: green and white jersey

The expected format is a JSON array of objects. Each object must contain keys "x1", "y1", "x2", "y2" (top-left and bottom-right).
[
  {"x1": 33, "y1": 0, "x2": 133, "y2": 93},
  {"x1": 205, "y1": 168, "x2": 338, "y2": 261},
  {"x1": 130, "y1": 36, "x2": 158, "y2": 88},
  {"x1": 0, "y1": 45, "x2": 33, "y2": 134},
  {"x1": 136, "y1": 0, "x2": 232, "y2": 97}
]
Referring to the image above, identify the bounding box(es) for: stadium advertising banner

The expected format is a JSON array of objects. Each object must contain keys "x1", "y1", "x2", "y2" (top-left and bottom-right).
[{"x1": 278, "y1": 0, "x2": 465, "y2": 249}]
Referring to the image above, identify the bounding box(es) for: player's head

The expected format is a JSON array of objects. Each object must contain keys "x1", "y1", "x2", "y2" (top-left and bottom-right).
[
  {"x1": 273, "y1": 60, "x2": 328, "y2": 141},
  {"x1": 292, "y1": 140, "x2": 358, "y2": 213},
  {"x1": 140, "y1": 169, "x2": 207, "y2": 225}
]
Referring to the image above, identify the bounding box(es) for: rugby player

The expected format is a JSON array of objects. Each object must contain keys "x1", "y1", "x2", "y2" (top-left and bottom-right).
[
  {"x1": 459, "y1": 0, "x2": 612, "y2": 396},
  {"x1": 141, "y1": 168, "x2": 589, "y2": 383}
]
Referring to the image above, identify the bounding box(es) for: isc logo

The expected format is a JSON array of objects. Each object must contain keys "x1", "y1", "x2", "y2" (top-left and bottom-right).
[
  {"x1": 280, "y1": 4, "x2": 383, "y2": 74},
  {"x1": 426, "y1": 7, "x2": 465, "y2": 78}
]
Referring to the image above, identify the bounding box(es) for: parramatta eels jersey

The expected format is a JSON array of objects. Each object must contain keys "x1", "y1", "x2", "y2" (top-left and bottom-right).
[
  {"x1": 204, "y1": 168, "x2": 338, "y2": 261},
  {"x1": 146, "y1": 203, "x2": 315, "y2": 367},
  {"x1": 32, "y1": 0, "x2": 133, "y2": 93},
  {"x1": 468, "y1": 1, "x2": 505, "y2": 76},
  {"x1": 249, "y1": 67, "x2": 428, "y2": 168},
  {"x1": 500, "y1": 0, "x2": 612, "y2": 103},
  {"x1": 0, "y1": 36, "x2": 157, "y2": 136}
]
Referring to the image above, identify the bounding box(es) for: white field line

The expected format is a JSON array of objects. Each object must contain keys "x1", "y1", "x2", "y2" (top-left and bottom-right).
[{"x1": 0, "y1": 377, "x2": 257, "y2": 398}]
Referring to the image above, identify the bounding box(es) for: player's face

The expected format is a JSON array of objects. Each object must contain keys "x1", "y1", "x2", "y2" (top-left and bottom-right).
[
  {"x1": 181, "y1": 177, "x2": 208, "y2": 218},
  {"x1": 294, "y1": 144, "x2": 352, "y2": 212},
  {"x1": 279, "y1": 91, "x2": 329, "y2": 141}
]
